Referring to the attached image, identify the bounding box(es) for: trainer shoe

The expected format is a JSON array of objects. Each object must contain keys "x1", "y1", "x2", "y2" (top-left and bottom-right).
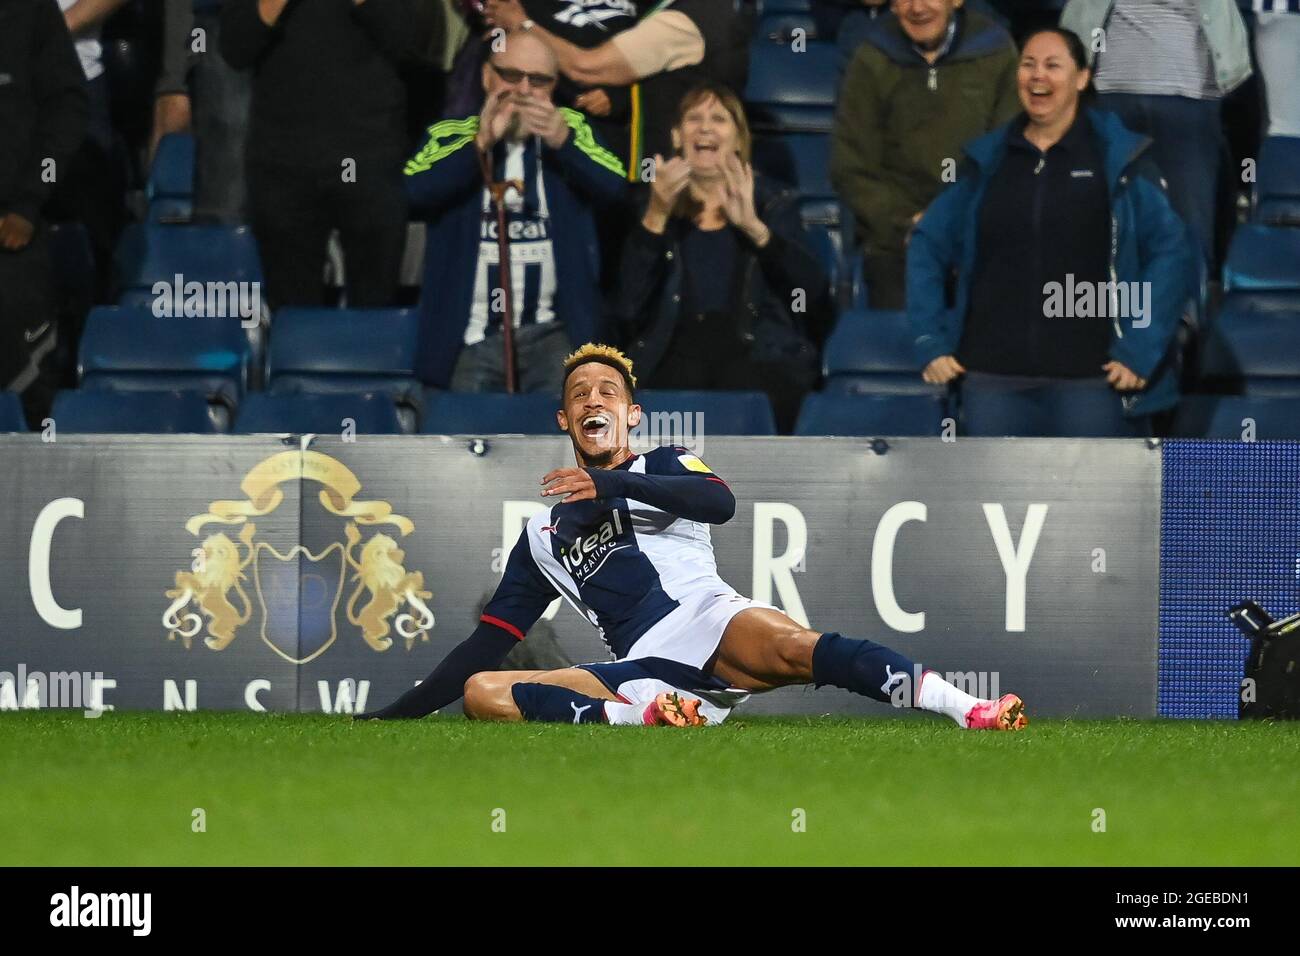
[
  {"x1": 643, "y1": 691, "x2": 708, "y2": 727},
  {"x1": 964, "y1": 694, "x2": 1028, "y2": 731}
]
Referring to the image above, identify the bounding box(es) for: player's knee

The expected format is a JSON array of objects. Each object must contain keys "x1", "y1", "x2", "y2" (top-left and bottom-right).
[
  {"x1": 773, "y1": 629, "x2": 819, "y2": 678},
  {"x1": 462, "y1": 672, "x2": 498, "y2": 720}
]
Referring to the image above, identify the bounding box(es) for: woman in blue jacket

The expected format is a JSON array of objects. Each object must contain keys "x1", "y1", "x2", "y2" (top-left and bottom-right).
[{"x1": 906, "y1": 28, "x2": 1196, "y2": 435}]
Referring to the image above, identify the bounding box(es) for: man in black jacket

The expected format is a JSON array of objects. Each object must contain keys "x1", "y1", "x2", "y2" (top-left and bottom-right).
[
  {"x1": 221, "y1": 0, "x2": 435, "y2": 309},
  {"x1": 0, "y1": 0, "x2": 88, "y2": 404},
  {"x1": 487, "y1": 0, "x2": 747, "y2": 172}
]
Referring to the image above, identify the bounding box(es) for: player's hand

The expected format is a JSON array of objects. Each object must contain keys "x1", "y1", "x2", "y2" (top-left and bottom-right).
[
  {"x1": 922, "y1": 355, "x2": 965, "y2": 385},
  {"x1": 1103, "y1": 360, "x2": 1146, "y2": 391},
  {"x1": 540, "y1": 467, "x2": 598, "y2": 503},
  {"x1": 516, "y1": 97, "x2": 570, "y2": 149},
  {"x1": 574, "y1": 88, "x2": 611, "y2": 117},
  {"x1": 0, "y1": 213, "x2": 35, "y2": 252}
]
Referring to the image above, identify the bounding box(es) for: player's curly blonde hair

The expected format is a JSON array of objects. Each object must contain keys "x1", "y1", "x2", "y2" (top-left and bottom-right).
[{"x1": 561, "y1": 343, "x2": 637, "y2": 398}]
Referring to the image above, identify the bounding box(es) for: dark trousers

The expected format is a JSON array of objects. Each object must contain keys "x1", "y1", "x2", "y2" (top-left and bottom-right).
[
  {"x1": 1096, "y1": 93, "x2": 1221, "y2": 269},
  {"x1": 960, "y1": 371, "x2": 1148, "y2": 438},
  {"x1": 650, "y1": 312, "x2": 814, "y2": 434},
  {"x1": 0, "y1": 225, "x2": 54, "y2": 412},
  {"x1": 248, "y1": 158, "x2": 407, "y2": 311},
  {"x1": 192, "y1": 11, "x2": 252, "y2": 224}
]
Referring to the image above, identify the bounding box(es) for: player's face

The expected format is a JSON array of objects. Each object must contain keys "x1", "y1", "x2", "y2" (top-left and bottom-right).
[
  {"x1": 674, "y1": 95, "x2": 741, "y2": 179},
  {"x1": 557, "y1": 364, "x2": 641, "y2": 467},
  {"x1": 1018, "y1": 33, "x2": 1087, "y2": 124}
]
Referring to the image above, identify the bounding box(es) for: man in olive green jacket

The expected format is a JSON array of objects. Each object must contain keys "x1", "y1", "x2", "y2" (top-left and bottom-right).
[{"x1": 830, "y1": 0, "x2": 1019, "y2": 308}]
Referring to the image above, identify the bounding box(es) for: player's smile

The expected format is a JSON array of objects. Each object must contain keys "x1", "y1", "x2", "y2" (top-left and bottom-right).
[{"x1": 559, "y1": 361, "x2": 640, "y2": 467}]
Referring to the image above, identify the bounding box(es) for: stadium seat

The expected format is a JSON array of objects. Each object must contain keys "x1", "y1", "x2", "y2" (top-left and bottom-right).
[
  {"x1": 1223, "y1": 224, "x2": 1300, "y2": 292},
  {"x1": 751, "y1": 132, "x2": 832, "y2": 195},
  {"x1": 114, "y1": 222, "x2": 263, "y2": 293},
  {"x1": 743, "y1": 40, "x2": 839, "y2": 134},
  {"x1": 757, "y1": 0, "x2": 812, "y2": 12},
  {"x1": 822, "y1": 309, "x2": 932, "y2": 394},
  {"x1": 1171, "y1": 394, "x2": 1300, "y2": 439},
  {"x1": 0, "y1": 392, "x2": 27, "y2": 432},
  {"x1": 50, "y1": 389, "x2": 219, "y2": 434},
  {"x1": 147, "y1": 132, "x2": 195, "y2": 223},
  {"x1": 420, "y1": 391, "x2": 563, "y2": 435},
  {"x1": 959, "y1": 377, "x2": 1146, "y2": 437},
  {"x1": 1255, "y1": 136, "x2": 1300, "y2": 227},
  {"x1": 636, "y1": 390, "x2": 777, "y2": 436},
  {"x1": 1195, "y1": 298, "x2": 1300, "y2": 392},
  {"x1": 757, "y1": 12, "x2": 819, "y2": 43},
  {"x1": 794, "y1": 390, "x2": 947, "y2": 436},
  {"x1": 267, "y1": 308, "x2": 423, "y2": 429},
  {"x1": 78, "y1": 306, "x2": 252, "y2": 410},
  {"x1": 232, "y1": 392, "x2": 404, "y2": 435}
]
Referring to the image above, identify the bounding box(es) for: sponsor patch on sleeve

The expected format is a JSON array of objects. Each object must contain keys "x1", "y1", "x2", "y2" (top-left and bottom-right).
[{"x1": 677, "y1": 453, "x2": 712, "y2": 474}]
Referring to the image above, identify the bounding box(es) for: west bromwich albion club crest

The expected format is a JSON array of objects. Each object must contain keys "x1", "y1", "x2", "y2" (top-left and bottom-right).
[{"x1": 161, "y1": 451, "x2": 435, "y2": 664}]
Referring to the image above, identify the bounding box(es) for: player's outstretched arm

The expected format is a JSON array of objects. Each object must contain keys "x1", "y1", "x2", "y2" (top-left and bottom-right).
[
  {"x1": 354, "y1": 622, "x2": 518, "y2": 720},
  {"x1": 355, "y1": 530, "x2": 559, "y2": 720}
]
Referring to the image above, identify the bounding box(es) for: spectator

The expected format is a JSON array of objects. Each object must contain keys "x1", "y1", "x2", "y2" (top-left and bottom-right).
[
  {"x1": 907, "y1": 28, "x2": 1195, "y2": 435},
  {"x1": 404, "y1": 29, "x2": 627, "y2": 393},
  {"x1": 221, "y1": 0, "x2": 436, "y2": 309},
  {"x1": 152, "y1": 0, "x2": 254, "y2": 224},
  {"x1": 507, "y1": 0, "x2": 642, "y2": 168},
  {"x1": 0, "y1": 0, "x2": 88, "y2": 412},
  {"x1": 1061, "y1": 0, "x2": 1252, "y2": 268},
  {"x1": 49, "y1": 0, "x2": 128, "y2": 299},
  {"x1": 484, "y1": 0, "x2": 748, "y2": 172},
  {"x1": 1251, "y1": 0, "x2": 1300, "y2": 137},
  {"x1": 831, "y1": 0, "x2": 1019, "y2": 309},
  {"x1": 616, "y1": 86, "x2": 831, "y2": 433}
]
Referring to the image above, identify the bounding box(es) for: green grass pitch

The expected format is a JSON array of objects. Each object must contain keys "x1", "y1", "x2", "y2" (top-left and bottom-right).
[{"x1": 3, "y1": 712, "x2": 1297, "y2": 866}]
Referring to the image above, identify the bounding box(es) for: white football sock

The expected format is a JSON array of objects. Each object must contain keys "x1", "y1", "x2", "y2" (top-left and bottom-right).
[
  {"x1": 602, "y1": 700, "x2": 644, "y2": 726},
  {"x1": 916, "y1": 670, "x2": 982, "y2": 727}
]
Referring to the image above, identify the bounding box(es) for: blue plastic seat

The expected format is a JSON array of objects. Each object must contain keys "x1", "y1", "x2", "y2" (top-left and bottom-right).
[
  {"x1": 147, "y1": 132, "x2": 195, "y2": 223},
  {"x1": 757, "y1": 12, "x2": 819, "y2": 42},
  {"x1": 822, "y1": 309, "x2": 932, "y2": 395},
  {"x1": 0, "y1": 392, "x2": 27, "y2": 432},
  {"x1": 636, "y1": 390, "x2": 777, "y2": 436},
  {"x1": 1171, "y1": 395, "x2": 1300, "y2": 439},
  {"x1": 1255, "y1": 136, "x2": 1300, "y2": 226},
  {"x1": 794, "y1": 390, "x2": 947, "y2": 436},
  {"x1": 115, "y1": 222, "x2": 263, "y2": 293},
  {"x1": 1223, "y1": 224, "x2": 1300, "y2": 292},
  {"x1": 50, "y1": 389, "x2": 219, "y2": 434},
  {"x1": 420, "y1": 391, "x2": 563, "y2": 435},
  {"x1": 1196, "y1": 298, "x2": 1300, "y2": 392},
  {"x1": 233, "y1": 392, "x2": 404, "y2": 435},
  {"x1": 78, "y1": 306, "x2": 251, "y2": 407},
  {"x1": 743, "y1": 40, "x2": 839, "y2": 133},
  {"x1": 267, "y1": 308, "x2": 421, "y2": 405},
  {"x1": 751, "y1": 132, "x2": 833, "y2": 195}
]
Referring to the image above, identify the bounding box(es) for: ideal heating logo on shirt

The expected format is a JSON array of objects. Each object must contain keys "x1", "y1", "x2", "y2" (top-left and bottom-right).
[
  {"x1": 559, "y1": 509, "x2": 631, "y2": 581},
  {"x1": 49, "y1": 886, "x2": 151, "y2": 936}
]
